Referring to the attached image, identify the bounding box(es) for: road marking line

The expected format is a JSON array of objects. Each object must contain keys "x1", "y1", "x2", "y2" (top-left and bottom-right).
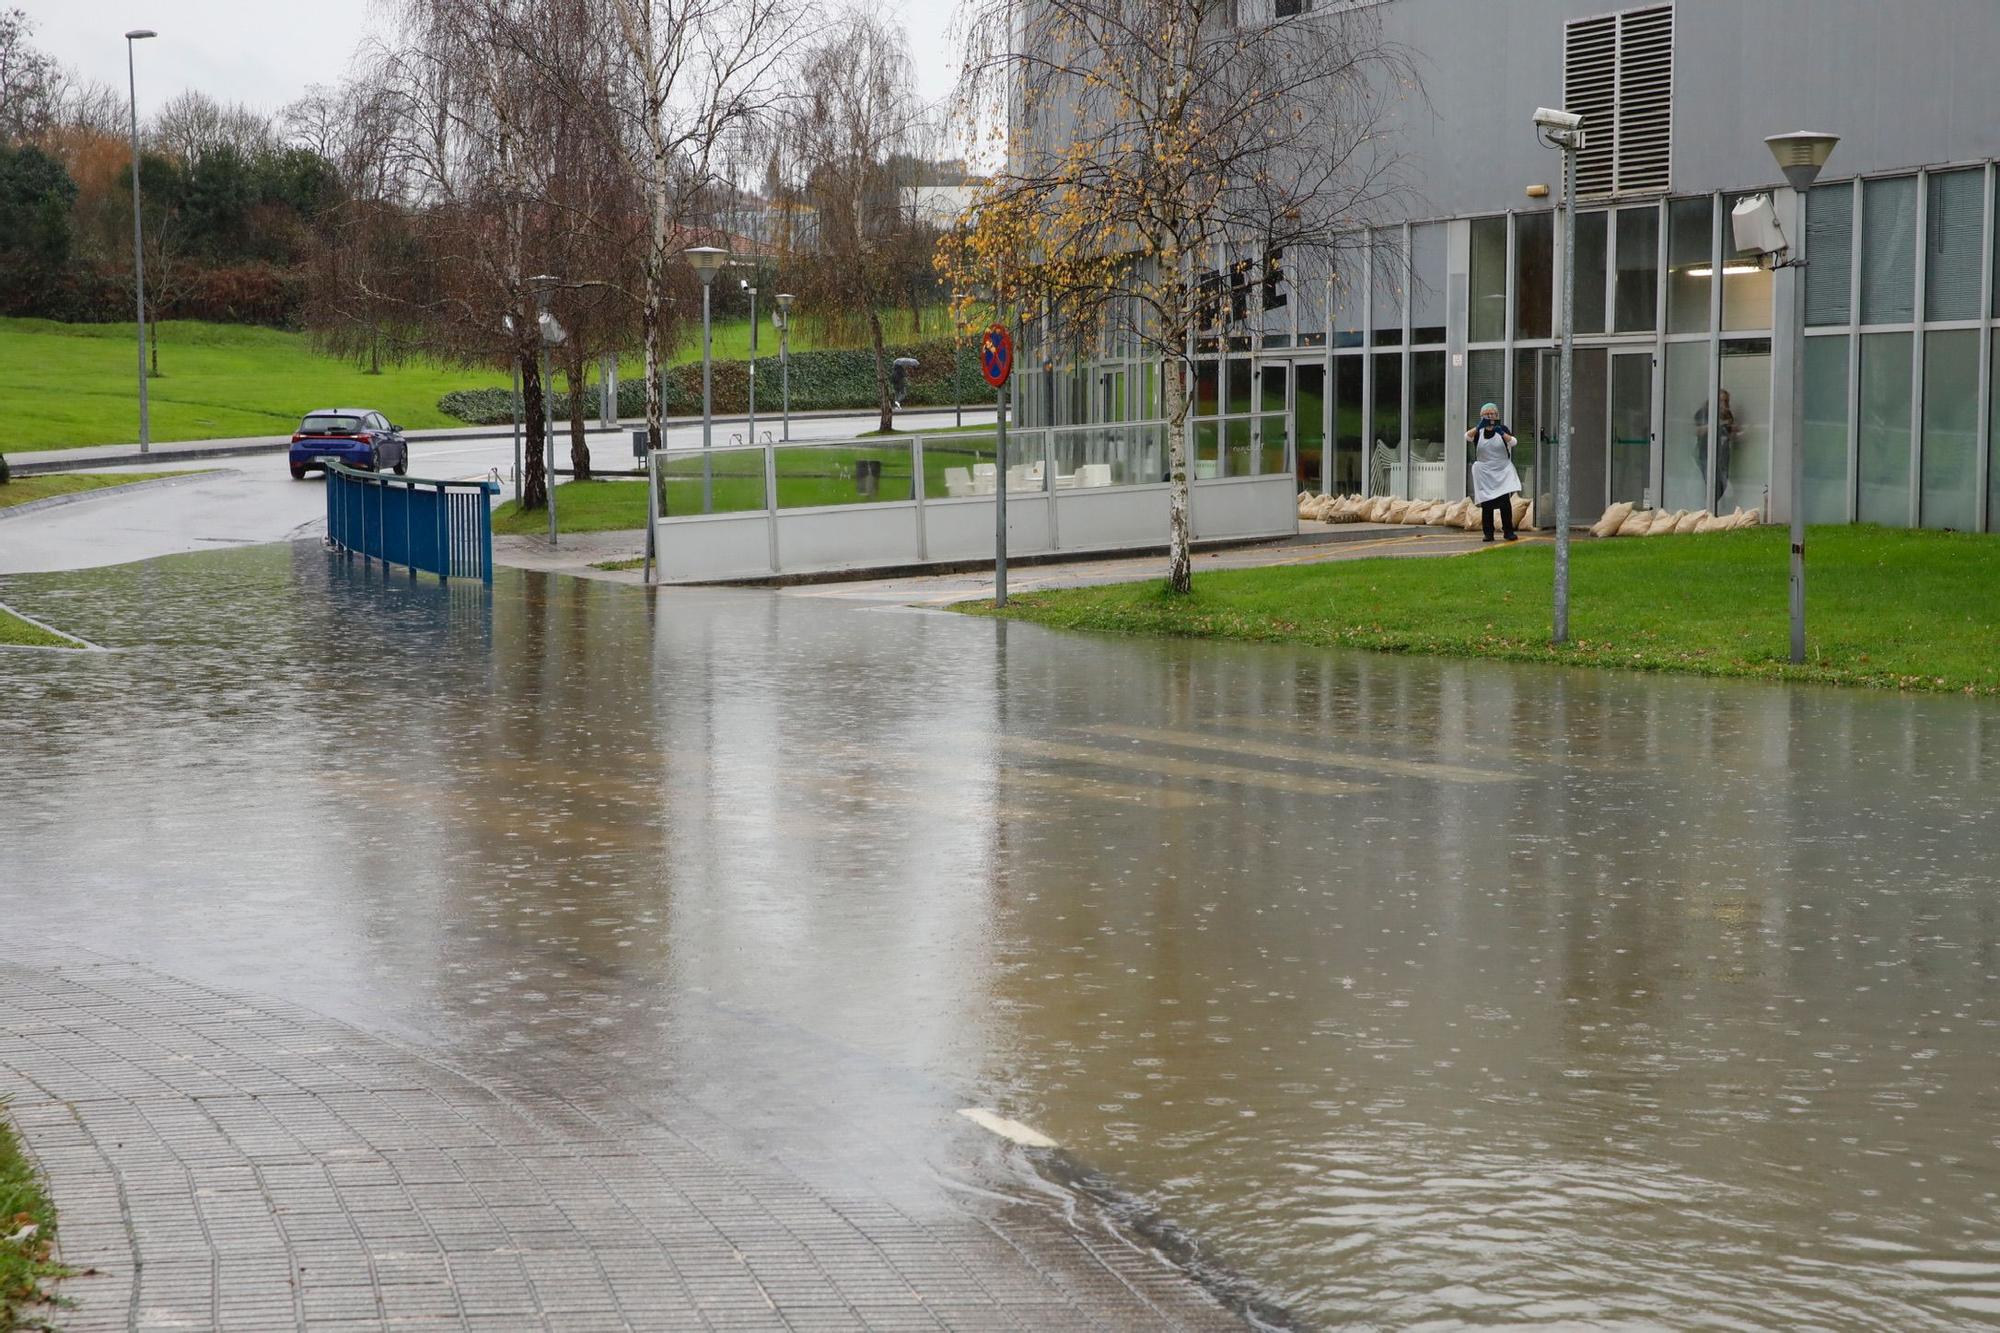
[
  {"x1": 1081, "y1": 724, "x2": 1513, "y2": 784},
  {"x1": 959, "y1": 1109, "x2": 1058, "y2": 1148},
  {"x1": 1000, "y1": 736, "x2": 1372, "y2": 797}
]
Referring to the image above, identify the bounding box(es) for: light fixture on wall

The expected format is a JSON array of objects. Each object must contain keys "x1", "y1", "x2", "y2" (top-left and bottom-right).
[{"x1": 1683, "y1": 263, "x2": 1764, "y2": 278}]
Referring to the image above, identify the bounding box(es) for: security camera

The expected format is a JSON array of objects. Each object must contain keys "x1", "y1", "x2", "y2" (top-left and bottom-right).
[{"x1": 1533, "y1": 107, "x2": 1584, "y2": 132}]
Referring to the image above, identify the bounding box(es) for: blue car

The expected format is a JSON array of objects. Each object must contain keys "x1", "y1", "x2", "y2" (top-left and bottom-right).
[{"x1": 289, "y1": 409, "x2": 409, "y2": 479}]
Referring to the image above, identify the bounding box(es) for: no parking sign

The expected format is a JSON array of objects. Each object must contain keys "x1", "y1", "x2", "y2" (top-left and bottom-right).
[{"x1": 979, "y1": 325, "x2": 1014, "y2": 388}]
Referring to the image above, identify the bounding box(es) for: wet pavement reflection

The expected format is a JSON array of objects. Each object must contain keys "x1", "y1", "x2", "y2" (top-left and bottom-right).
[{"x1": 5, "y1": 542, "x2": 2000, "y2": 1327}]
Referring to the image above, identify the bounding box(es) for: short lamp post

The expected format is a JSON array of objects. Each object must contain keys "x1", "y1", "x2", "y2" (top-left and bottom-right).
[
  {"x1": 684, "y1": 245, "x2": 728, "y2": 512},
  {"x1": 531, "y1": 274, "x2": 565, "y2": 546},
  {"x1": 1766, "y1": 130, "x2": 1839, "y2": 667},
  {"x1": 774, "y1": 293, "x2": 795, "y2": 441},
  {"x1": 742, "y1": 277, "x2": 758, "y2": 445},
  {"x1": 125, "y1": 28, "x2": 156, "y2": 453}
]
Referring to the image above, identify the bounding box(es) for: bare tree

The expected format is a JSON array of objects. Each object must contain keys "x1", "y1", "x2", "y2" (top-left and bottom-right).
[
  {"x1": 602, "y1": 0, "x2": 808, "y2": 451},
  {"x1": 0, "y1": 7, "x2": 119, "y2": 143},
  {"x1": 778, "y1": 9, "x2": 931, "y2": 432},
  {"x1": 150, "y1": 90, "x2": 275, "y2": 165},
  {"x1": 945, "y1": 0, "x2": 1414, "y2": 593}
]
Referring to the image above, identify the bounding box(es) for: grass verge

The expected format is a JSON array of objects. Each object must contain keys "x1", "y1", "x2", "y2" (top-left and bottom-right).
[
  {"x1": 0, "y1": 606, "x2": 80, "y2": 649},
  {"x1": 967, "y1": 526, "x2": 2000, "y2": 695},
  {"x1": 593, "y1": 557, "x2": 646, "y2": 572},
  {"x1": 0, "y1": 1104, "x2": 66, "y2": 1325},
  {"x1": 0, "y1": 471, "x2": 190, "y2": 511}
]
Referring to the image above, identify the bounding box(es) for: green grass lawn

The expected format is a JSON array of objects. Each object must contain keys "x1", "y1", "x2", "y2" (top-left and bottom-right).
[
  {"x1": 0, "y1": 1105, "x2": 66, "y2": 1322},
  {"x1": 971, "y1": 526, "x2": 2000, "y2": 695},
  {"x1": 1, "y1": 308, "x2": 977, "y2": 453},
  {"x1": 0, "y1": 319, "x2": 512, "y2": 451},
  {"x1": 0, "y1": 470, "x2": 186, "y2": 509}
]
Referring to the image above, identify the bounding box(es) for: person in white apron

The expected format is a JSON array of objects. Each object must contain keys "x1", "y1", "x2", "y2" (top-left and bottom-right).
[{"x1": 1465, "y1": 403, "x2": 1522, "y2": 542}]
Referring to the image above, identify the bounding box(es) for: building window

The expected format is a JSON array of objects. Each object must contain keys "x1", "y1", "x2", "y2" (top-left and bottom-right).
[
  {"x1": 1860, "y1": 176, "x2": 1917, "y2": 325},
  {"x1": 1662, "y1": 340, "x2": 1708, "y2": 510},
  {"x1": 1469, "y1": 217, "x2": 1508, "y2": 343},
  {"x1": 1515, "y1": 212, "x2": 1553, "y2": 339},
  {"x1": 1803, "y1": 336, "x2": 1849, "y2": 523},
  {"x1": 1924, "y1": 169, "x2": 1983, "y2": 323},
  {"x1": 1371, "y1": 228, "x2": 1404, "y2": 347},
  {"x1": 1410, "y1": 223, "x2": 1446, "y2": 344},
  {"x1": 1920, "y1": 329, "x2": 1979, "y2": 530},
  {"x1": 1562, "y1": 4, "x2": 1674, "y2": 199},
  {"x1": 1613, "y1": 206, "x2": 1659, "y2": 332},
  {"x1": 1410, "y1": 351, "x2": 1448, "y2": 499},
  {"x1": 1571, "y1": 211, "x2": 1608, "y2": 335},
  {"x1": 1716, "y1": 339, "x2": 1772, "y2": 512},
  {"x1": 1721, "y1": 192, "x2": 1774, "y2": 331},
  {"x1": 1857, "y1": 331, "x2": 1913, "y2": 526},
  {"x1": 1666, "y1": 196, "x2": 1711, "y2": 335},
  {"x1": 1805, "y1": 183, "x2": 1853, "y2": 326},
  {"x1": 1370, "y1": 351, "x2": 1403, "y2": 496}
]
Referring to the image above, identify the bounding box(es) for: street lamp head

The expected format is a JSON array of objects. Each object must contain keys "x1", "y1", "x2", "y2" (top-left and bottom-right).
[
  {"x1": 1765, "y1": 131, "x2": 1840, "y2": 191},
  {"x1": 125, "y1": 29, "x2": 156, "y2": 39},
  {"x1": 683, "y1": 246, "x2": 729, "y2": 284},
  {"x1": 774, "y1": 292, "x2": 795, "y2": 310}
]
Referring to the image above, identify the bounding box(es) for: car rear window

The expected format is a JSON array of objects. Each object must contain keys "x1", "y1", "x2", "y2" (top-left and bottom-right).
[{"x1": 301, "y1": 414, "x2": 365, "y2": 434}]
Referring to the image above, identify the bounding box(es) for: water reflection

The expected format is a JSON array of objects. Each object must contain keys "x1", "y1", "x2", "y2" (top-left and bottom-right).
[{"x1": 4, "y1": 543, "x2": 1999, "y2": 1327}]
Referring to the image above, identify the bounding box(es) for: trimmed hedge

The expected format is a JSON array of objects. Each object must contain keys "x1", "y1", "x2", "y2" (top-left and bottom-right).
[{"x1": 438, "y1": 340, "x2": 995, "y2": 426}]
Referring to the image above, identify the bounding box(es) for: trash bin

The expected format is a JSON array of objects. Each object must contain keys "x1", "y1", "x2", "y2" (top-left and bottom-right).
[
  {"x1": 855, "y1": 459, "x2": 882, "y2": 498},
  {"x1": 631, "y1": 429, "x2": 649, "y2": 460}
]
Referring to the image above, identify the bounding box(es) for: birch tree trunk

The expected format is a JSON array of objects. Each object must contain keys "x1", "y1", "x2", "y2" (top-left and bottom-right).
[{"x1": 1164, "y1": 348, "x2": 1192, "y2": 594}]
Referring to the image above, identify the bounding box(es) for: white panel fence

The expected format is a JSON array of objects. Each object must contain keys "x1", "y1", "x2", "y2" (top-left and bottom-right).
[{"x1": 644, "y1": 419, "x2": 1299, "y2": 583}]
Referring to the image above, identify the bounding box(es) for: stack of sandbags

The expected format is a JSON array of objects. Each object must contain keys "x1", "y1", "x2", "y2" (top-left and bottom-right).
[
  {"x1": 1642, "y1": 508, "x2": 1683, "y2": 535},
  {"x1": 1673, "y1": 509, "x2": 1707, "y2": 534},
  {"x1": 1616, "y1": 506, "x2": 1654, "y2": 537},
  {"x1": 1592, "y1": 501, "x2": 1635, "y2": 537}
]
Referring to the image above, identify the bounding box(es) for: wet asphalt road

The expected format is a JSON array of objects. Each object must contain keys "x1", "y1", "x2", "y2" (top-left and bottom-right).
[{"x1": 5, "y1": 544, "x2": 2000, "y2": 1328}]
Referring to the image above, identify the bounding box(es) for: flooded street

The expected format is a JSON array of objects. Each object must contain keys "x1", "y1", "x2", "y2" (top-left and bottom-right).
[{"x1": 6, "y1": 543, "x2": 2000, "y2": 1328}]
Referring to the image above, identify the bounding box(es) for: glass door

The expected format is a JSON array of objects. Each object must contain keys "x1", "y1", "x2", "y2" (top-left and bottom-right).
[
  {"x1": 1293, "y1": 362, "x2": 1326, "y2": 491},
  {"x1": 1609, "y1": 351, "x2": 1654, "y2": 506},
  {"x1": 1535, "y1": 348, "x2": 1609, "y2": 527}
]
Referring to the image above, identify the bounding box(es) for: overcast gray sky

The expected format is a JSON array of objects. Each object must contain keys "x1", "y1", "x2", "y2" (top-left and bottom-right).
[{"x1": 28, "y1": 0, "x2": 965, "y2": 121}]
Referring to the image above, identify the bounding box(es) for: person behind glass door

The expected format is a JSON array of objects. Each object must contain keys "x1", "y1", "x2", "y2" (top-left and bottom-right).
[
  {"x1": 1465, "y1": 402, "x2": 1521, "y2": 542},
  {"x1": 1694, "y1": 388, "x2": 1739, "y2": 511}
]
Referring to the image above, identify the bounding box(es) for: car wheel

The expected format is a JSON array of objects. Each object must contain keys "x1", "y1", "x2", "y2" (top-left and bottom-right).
[
  {"x1": 393, "y1": 453, "x2": 408, "y2": 476},
  {"x1": 290, "y1": 466, "x2": 307, "y2": 480}
]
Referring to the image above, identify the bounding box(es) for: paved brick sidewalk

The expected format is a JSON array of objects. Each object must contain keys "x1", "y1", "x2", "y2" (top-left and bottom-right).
[{"x1": 0, "y1": 954, "x2": 1237, "y2": 1331}]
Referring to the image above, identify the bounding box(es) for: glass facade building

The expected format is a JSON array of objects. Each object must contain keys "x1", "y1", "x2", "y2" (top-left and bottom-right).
[{"x1": 1017, "y1": 162, "x2": 2000, "y2": 531}]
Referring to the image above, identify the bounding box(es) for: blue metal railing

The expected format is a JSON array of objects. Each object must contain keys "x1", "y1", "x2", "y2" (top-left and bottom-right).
[{"x1": 324, "y1": 462, "x2": 500, "y2": 584}]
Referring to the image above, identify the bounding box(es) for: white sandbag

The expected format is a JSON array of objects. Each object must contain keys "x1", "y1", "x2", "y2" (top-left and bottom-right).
[
  {"x1": 1673, "y1": 509, "x2": 1706, "y2": 535},
  {"x1": 1592, "y1": 501, "x2": 1635, "y2": 538},
  {"x1": 1733, "y1": 507, "x2": 1761, "y2": 529},
  {"x1": 1616, "y1": 509, "x2": 1654, "y2": 537},
  {"x1": 1511, "y1": 495, "x2": 1531, "y2": 529},
  {"x1": 1644, "y1": 508, "x2": 1683, "y2": 535}
]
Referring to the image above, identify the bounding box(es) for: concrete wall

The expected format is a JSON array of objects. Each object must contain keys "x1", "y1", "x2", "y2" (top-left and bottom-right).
[{"x1": 1367, "y1": 0, "x2": 2000, "y2": 219}]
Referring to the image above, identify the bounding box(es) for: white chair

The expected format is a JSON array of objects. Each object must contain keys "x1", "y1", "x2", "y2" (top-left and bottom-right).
[
  {"x1": 944, "y1": 467, "x2": 975, "y2": 498},
  {"x1": 1053, "y1": 472, "x2": 1079, "y2": 490},
  {"x1": 1076, "y1": 464, "x2": 1113, "y2": 488},
  {"x1": 1006, "y1": 462, "x2": 1043, "y2": 491},
  {"x1": 1195, "y1": 460, "x2": 1219, "y2": 480},
  {"x1": 971, "y1": 463, "x2": 998, "y2": 495}
]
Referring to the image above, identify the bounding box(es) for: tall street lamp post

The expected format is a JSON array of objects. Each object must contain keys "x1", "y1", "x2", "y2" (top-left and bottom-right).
[
  {"x1": 951, "y1": 290, "x2": 965, "y2": 428},
  {"x1": 1766, "y1": 130, "x2": 1840, "y2": 666},
  {"x1": 531, "y1": 275, "x2": 565, "y2": 547},
  {"x1": 502, "y1": 314, "x2": 521, "y2": 502},
  {"x1": 1535, "y1": 106, "x2": 1584, "y2": 644},
  {"x1": 125, "y1": 28, "x2": 156, "y2": 454},
  {"x1": 774, "y1": 293, "x2": 794, "y2": 441},
  {"x1": 684, "y1": 246, "x2": 728, "y2": 512}
]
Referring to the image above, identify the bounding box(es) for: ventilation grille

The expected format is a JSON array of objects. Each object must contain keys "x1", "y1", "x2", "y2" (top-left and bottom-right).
[{"x1": 1563, "y1": 4, "x2": 1674, "y2": 200}]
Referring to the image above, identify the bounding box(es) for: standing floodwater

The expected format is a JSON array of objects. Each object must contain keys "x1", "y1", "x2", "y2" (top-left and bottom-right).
[{"x1": 4, "y1": 543, "x2": 1999, "y2": 1328}]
